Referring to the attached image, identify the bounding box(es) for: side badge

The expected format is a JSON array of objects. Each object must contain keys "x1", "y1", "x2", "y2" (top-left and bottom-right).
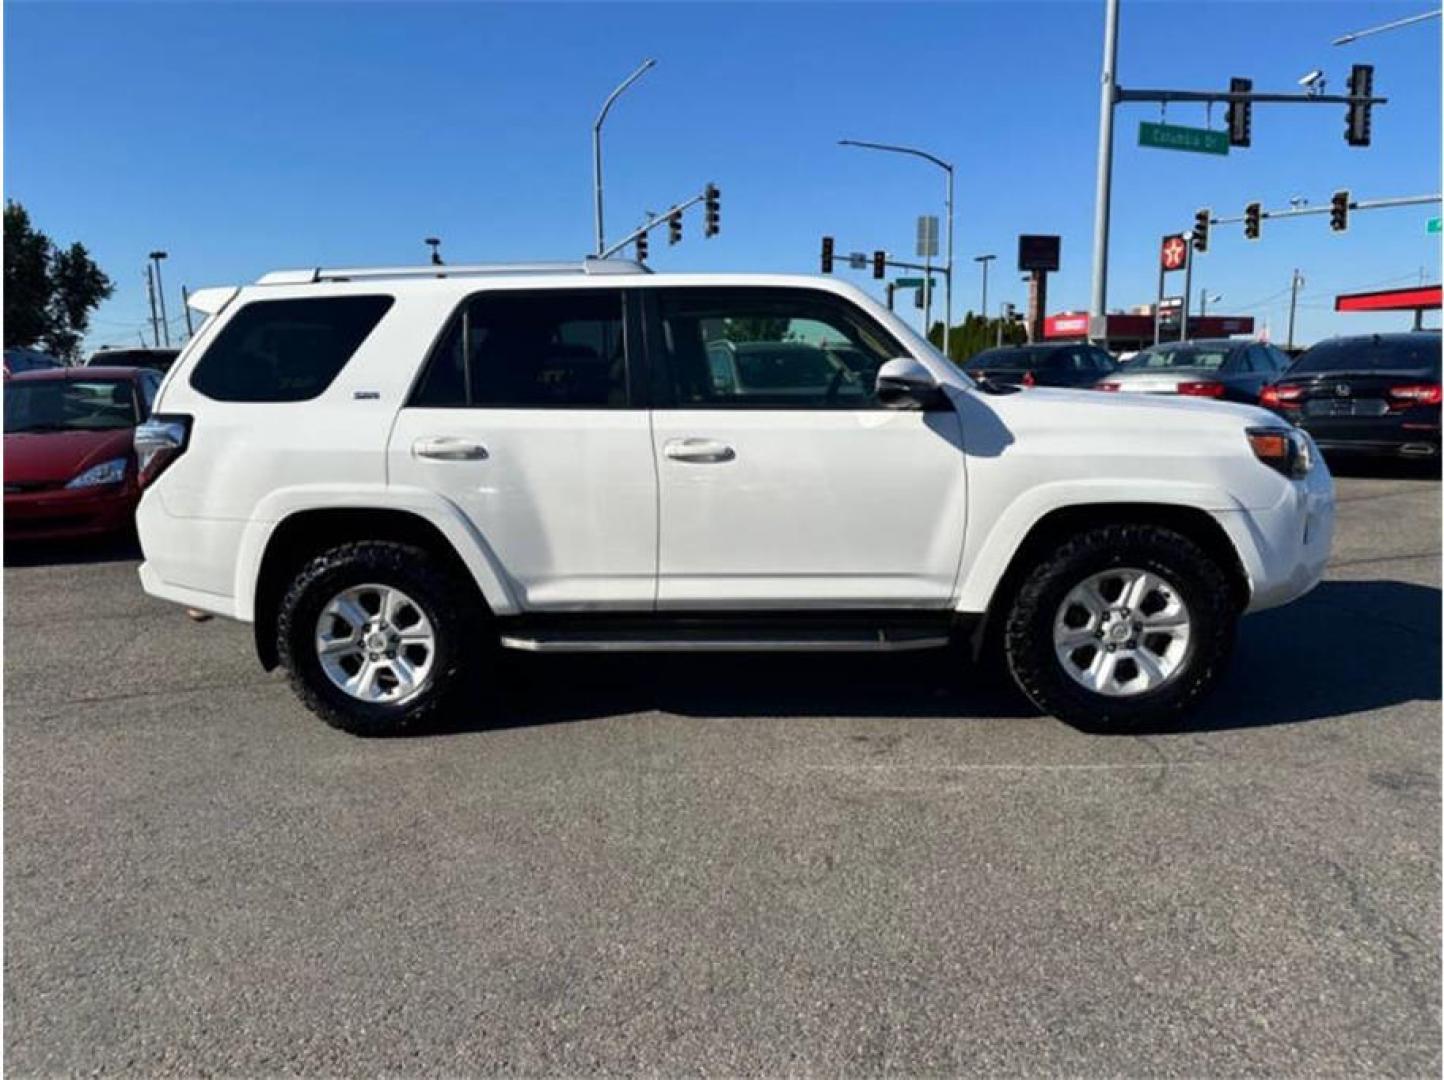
[{"x1": 354, "y1": 390, "x2": 380, "y2": 400}]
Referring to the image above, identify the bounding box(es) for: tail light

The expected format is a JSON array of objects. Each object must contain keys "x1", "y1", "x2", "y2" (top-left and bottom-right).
[
  {"x1": 1021, "y1": 371, "x2": 1036, "y2": 387},
  {"x1": 1178, "y1": 381, "x2": 1226, "y2": 398},
  {"x1": 134, "y1": 414, "x2": 191, "y2": 488},
  {"x1": 1260, "y1": 384, "x2": 1304, "y2": 409},
  {"x1": 1387, "y1": 383, "x2": 1443, "y2": 409},
  {"x1": 1095, "y1": 381, "x2": 1121, "y2": 392}
]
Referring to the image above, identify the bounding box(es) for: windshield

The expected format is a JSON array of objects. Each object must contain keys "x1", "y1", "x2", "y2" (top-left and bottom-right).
[
  {"x1": 1290, "y1": 336, "x2": 1442, "y2": 376},
  {"x1": 1125, "y1": 345, "x2": 1230, "y2": 372},
  {"x1": 964, "y1": 348, "x2": 1048, "y2": 372},
  {"x1": 4, "y1": 379, "x2": 138, "y2": 433}
]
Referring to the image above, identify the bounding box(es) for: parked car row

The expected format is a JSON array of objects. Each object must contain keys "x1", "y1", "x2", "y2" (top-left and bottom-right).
[{"x1": 961, "y1": 332, "x2": 1441, "y2": 460}]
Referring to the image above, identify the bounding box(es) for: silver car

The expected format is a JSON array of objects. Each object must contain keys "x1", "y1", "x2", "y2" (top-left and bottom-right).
[{"x1": 1096, "y1": 339, "x2": 1291, "y2": 403}]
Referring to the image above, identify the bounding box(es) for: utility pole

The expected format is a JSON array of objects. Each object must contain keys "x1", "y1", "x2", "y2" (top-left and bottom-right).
[
  {"x1": 149, "y1": 251, "x2": 170, "y2": 347},
  {"x1": 1287, "y1": 269, "x2": 1305, "y2": 350},
  {"x1": 144, "y1": 263, "x2": 160, "y2": 347},
  {"x1": 839, "y1": 139, "x2": 954, "y2": 359},
  {"x1": 1199, "y1": 289, "x2": 1221, "y2": 317},
  {"x1": 974, "y1": 254, "x2": 996, "y2": 321},
  {"x1": 593, "y1": 59, "x2": 656, "y2": 257}
]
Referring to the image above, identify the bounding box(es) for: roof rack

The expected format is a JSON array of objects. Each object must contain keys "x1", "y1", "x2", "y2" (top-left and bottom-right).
[{"x1": 255, "y1": 257, "x2": 650, "y2": 286}]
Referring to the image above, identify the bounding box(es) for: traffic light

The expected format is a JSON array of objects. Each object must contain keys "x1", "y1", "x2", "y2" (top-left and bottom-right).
[
  {"x1": 635, "y1": 230, "x2": 648, "y2": 262},
  {"x1": 1193, "y1": 208, "x2": 1211, "y2": 252},
  {"x1": 703, "y1": 183, "x2": 720, "y2": 238},
  {"x1": 872, "y1": 250, "x2": 886, "y2": 279},
  {"x1": 668, "y1": 211, "x2": 682, "y2": 245},
  {"x1": 1330, "y1": 189, "x2": 1350, "y2": 232},
  {"x1": 821, "y1": 236, "x2": 834, "y2": 274},
  {"x1": 1346, "y1": 64, "x2": 1374, "y2": 146},
  {"x1": 1244, "y1": 201, "x2": 1261, "y2": 241},
  {"x1": 1226, "y1": 77, "x2": 1252, "y2": 148}
]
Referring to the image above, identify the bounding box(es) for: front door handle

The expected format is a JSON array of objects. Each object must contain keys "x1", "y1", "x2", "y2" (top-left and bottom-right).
[
  {"x1": 663, "y1": 438, "x2": 736, "y2": 464},
  {"x1": 413, "y1": 436, "x2": 488, "y2": 461}
]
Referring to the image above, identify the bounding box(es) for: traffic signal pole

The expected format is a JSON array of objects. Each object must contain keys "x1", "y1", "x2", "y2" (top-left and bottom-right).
[
  {"x1": 1088, "y1": 0, "x2": 1388, "y2": 341},
  {"x1": 1088, "y1": 0, "x2": 1121, "y2": 344}
]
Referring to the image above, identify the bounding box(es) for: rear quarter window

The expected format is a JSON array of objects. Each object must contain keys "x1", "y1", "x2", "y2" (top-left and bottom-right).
[{"x1": 189, "y1": 295, "x2": 393, "y2": 402}]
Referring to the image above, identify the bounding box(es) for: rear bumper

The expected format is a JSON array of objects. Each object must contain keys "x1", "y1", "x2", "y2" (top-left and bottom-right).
[
  {"x1": 1285, "y1": 409, "x2": 1440, "y2": 457},
  {"x1": 1217, "y1": 457, "x2": 1335, "y2": 614},
  {"x1": 135, "y1": 489, "x2": 245, "y2": 619},
  {"x1": 4, "y1": 483, "x2": 138, "y2": 540}
]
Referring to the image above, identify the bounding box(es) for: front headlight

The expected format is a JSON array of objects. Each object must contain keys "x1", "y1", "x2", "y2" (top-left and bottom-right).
[
  {"x1": 1246, "y1": 427, "x2": 1312, "y2": 479},
  {"x1": 65, "y1": 456, "x2": 128, "y2": 489}
]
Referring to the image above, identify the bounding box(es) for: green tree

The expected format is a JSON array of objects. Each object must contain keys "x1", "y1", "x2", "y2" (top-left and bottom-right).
[
  {"x1": 3, "y1": 201, "x2": 114, "y2": 362},
  {"x1": 928, "y1": 310, "x2": 1028, "y2": 364}
]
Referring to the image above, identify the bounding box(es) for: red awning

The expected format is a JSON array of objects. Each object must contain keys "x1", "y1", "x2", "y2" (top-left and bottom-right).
[{"x1": 1334, "y1": 285, "x2": 1442, "y2": 313}]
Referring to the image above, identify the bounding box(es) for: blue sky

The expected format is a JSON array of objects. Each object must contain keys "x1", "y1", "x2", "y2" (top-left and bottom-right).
[{"x1": 5, "y1": 0, "x2": 1440, "y2": 352}]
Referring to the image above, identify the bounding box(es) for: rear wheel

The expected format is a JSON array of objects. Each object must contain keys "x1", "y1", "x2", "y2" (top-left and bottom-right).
[
  {"x1": 276, "y1": 541, "x2": 483, "y2": 736},
  {"x1": 1002, "y1": 524, "x2": 1237, "y2": 731}
]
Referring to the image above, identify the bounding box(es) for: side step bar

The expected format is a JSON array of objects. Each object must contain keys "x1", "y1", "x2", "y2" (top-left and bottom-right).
[{"x1": 497, "y1": 614, "x2": 959, "y2": 654}]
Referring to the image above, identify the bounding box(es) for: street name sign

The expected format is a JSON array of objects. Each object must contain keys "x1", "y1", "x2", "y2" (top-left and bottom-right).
[
  {"x1": 1428, "y1": 217, "x2": 1441, "y2": 234},
  {"x1": 1139, "y1": 121, "x2": 1230, "y2": 157},
  {"x1": 895, "y1": 277, "x2": 929, "y2": 288}
]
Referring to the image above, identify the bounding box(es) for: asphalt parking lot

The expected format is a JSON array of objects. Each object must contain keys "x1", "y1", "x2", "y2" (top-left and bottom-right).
[{"x1": 4, "y1": 464, "x2": 1440, "y2": 1076}]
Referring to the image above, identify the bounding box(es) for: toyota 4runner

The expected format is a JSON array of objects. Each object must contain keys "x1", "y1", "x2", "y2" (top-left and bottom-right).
[{"x1": 134, "y1": 259, "x2": 1334, "y2": 735}]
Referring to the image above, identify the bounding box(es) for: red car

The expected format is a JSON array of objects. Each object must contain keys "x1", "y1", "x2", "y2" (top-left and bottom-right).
[{"x1": 4, "y1": 366, "x2": 163, "y2": 540}]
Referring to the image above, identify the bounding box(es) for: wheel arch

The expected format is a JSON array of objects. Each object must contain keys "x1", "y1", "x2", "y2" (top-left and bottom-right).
[
  {"x1": 965, "y1": 501, "x2": 1251, "y2": 657},
  {"x1": 248, "y1": 504, "x2": 505, "y2": 670}
]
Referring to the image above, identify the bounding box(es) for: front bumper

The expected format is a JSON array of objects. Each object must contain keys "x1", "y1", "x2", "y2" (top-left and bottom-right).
[
  {"x1": 1216, "y1": 455, "x2": 1335, "y2": 614},
  {"x1": 4, "y1": 483, "x2": 139, "y2": 541}
]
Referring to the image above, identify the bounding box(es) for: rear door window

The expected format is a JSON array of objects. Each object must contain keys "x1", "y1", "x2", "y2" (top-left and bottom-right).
[
  {"x1": 189, "y1": 296, "x2": 393, "y2": 402},
  {"x1": 410, "y1": 290, "x2": 630, "y2": 408}
]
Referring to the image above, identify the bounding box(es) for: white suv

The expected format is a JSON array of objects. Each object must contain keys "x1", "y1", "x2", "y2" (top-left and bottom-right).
[{"x1": 134, "y1": 259, "x2": 1334, "y2": 735}]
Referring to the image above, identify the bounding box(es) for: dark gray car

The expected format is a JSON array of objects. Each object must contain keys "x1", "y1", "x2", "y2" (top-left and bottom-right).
[{"x1": 1097, "y1": 339, "x2": 1291, "y2": 403}]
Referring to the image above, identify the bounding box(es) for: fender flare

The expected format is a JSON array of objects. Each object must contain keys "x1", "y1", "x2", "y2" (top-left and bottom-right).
[
  {"x1": 954, "y1": 478, "x2": 1249, "y2": 614},
  {"x1": 232, "y1": 484, "x2": 520, "y2": 622}
]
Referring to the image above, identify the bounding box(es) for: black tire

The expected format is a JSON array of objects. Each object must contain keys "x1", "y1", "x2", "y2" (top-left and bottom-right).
[
  {"x1": 276, "y1": 541, "x2": 485, "y2": 736},
  {"x1": 1002, "y1": 523, "x2": 1237, "y2": 732}
]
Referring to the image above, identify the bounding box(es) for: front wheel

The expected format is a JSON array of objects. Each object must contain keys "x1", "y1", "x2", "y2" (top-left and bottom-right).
[
  {"x1": 1002, "y1": 524, "x2": 1238, "y2": 731},
  {"x1": 276, "y1": 541, "x2": 483, "y2": 736}
]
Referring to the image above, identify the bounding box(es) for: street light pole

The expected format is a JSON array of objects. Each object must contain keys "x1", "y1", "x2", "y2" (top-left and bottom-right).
[
  {"x1": 838, "y1": 138, "x2": 954, "y2": 358},
  {"x1": 593, "y1": 59, "x2": 656, "y2": 257},
  {"x1": 1089, "y1": 0, "x2": 1121, "y2": 341},
  {"x1": 974, "y1": 254, "x2": 996, "y2": 321}
]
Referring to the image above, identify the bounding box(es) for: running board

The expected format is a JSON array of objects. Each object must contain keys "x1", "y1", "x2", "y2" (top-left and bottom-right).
[{"x1": 497, "y1": 617, "x2": 956, "y2": 654}]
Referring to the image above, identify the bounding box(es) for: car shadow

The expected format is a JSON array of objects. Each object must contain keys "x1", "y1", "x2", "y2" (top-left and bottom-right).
[
  {"x1": 3, "y1": 530, "x2": 142, "y2": 567},
  {"x1": 432, "y1": 579, "x2": 1440, "y2": 737}
]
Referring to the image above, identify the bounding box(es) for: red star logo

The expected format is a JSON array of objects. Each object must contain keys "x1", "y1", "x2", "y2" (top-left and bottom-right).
[{"x1": 1162, "y1": 236, "x2": 1187, "y2": 270}]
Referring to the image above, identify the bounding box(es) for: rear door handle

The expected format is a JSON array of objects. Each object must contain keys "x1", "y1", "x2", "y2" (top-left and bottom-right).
[
  {"x1": 413, "y1": 437, "x2": 488, "y2": 461},
  {"x1": 663, "y1": 438, "x2": 736, "y2": 464}
]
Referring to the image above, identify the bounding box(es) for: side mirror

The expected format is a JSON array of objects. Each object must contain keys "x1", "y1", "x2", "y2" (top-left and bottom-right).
[{"x1": 875, "y1": 356, "x2": 947, "y2": 410}]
